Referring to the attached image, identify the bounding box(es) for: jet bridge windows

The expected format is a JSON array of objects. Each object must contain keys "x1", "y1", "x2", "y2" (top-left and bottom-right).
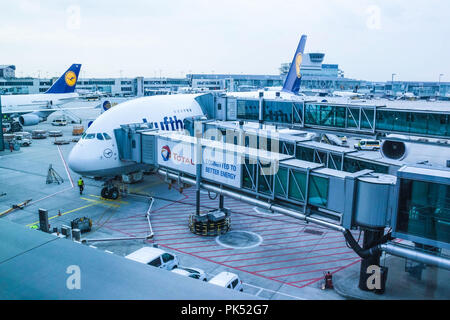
[
  {"x1": 393, "y1": 166, "x2": 450, "y2": 250},
  {"x1": 396, "y1": 179, "x2": 450, "y2": 246}
]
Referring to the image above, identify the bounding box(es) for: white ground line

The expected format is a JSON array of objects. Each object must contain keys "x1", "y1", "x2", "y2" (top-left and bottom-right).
[
  {"x1": 242, "y1": 282, "x2": 306, "y2": 300},
  {"x1": 57, "y1": 145, "x2": 74, "y2": 188},
  {"x1": 28, "y1": 186, "x2": 73, "y2": 206}
]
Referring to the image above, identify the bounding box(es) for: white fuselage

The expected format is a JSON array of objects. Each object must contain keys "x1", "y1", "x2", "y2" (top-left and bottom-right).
[
  {"x1": 68, "y1": 94, "x2": 205, "y2": 177},
  {"x1": 0, "y1": 92, "x2": 79, "y2": 113}
]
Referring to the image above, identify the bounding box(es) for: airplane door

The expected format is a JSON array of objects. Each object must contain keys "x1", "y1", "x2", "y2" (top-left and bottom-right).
[{"x1": 216, "y1": 97, "x2": 227, "y2": 121}]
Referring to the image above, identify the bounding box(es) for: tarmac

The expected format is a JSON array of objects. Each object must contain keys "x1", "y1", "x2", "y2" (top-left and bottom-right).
[{"x1": 0, "y1": 99, "x2": 449, "y2": 300}]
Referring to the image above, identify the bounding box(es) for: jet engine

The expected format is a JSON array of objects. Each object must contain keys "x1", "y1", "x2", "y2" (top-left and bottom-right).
[
  {"x1": 19, "y1": 114, "x2": 41, "y2": 126},
  {"x1": 380, "y1": 140, "x2": 408, "y2": 161}
]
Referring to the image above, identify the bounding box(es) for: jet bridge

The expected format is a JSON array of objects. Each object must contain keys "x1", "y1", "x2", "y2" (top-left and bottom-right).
[
  {"x1": 115, "y1": 122, "x2": 450, "y2": 294},
  {"x1": 214, "y1": 95, "x2": 450, "y2": 140},
  {"x1": 201, "y1": 120, "x2": 401, "y2": 174}
]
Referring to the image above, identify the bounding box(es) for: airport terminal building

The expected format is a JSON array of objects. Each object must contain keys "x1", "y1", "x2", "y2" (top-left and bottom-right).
[{"x1": 1, "y1": 53, "x2": 449, "y2": 98}]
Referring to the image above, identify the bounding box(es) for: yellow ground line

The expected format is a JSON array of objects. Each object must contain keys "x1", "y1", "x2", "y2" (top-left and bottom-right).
[
  {"x1": 129, "y1": 180, "x2": 164, "y2": 193},
  {"x1": 26, "y1": 202, "x2": 99, "y2": 227},
  {"x1": 88, "y1": 194, "x2": 129, "y2": 204},
  {"x1": 81, "y1": 197, "x2": 120, "y2": 207}
]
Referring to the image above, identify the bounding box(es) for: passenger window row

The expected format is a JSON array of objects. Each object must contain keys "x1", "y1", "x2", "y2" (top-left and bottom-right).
[{"x1": 81, "y1": 132, "x2": 112, "y2": 140}]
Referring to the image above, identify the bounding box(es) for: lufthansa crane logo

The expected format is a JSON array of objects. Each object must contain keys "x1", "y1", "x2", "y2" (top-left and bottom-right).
[
  {"x1": 161, "y1": 145, "x2": 171, "y2": 161},
  {"x1": 295, "y1": 53, "x2": 302, "y2": 78},
  {"x1": 103, "y1": 148, "x2": 113, "y2": 158},
  {"x1": 65, "y1": 71, "x2": 77, "y2": 86}
]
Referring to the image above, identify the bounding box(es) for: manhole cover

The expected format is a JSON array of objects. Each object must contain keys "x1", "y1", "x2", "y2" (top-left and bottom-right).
[
  {"x1": 216, "y1": 231, "x2": 262, "y2": 249},
  {"x1": 303, "y1": 228, "x2": 324, "y2": 236}
]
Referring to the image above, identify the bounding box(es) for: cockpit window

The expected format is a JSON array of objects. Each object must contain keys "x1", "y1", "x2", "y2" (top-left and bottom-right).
[
  {"x1": 103, "y1": 133, "x2": 112, "y2": 140},
  {"x1": 81, "y1": 133, "x2": 86, "y2": 139},
  {"x1": 85, "y1": 133, "x2": 95, "y2": 139},
  {"x1": 97, "y1": 133, "x2": 104, "y2": 140}
]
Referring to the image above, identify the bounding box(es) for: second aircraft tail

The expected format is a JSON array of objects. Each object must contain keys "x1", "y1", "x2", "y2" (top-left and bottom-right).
[{"x1": 282, "y1": 35, "x2": 307, "y2": 95}]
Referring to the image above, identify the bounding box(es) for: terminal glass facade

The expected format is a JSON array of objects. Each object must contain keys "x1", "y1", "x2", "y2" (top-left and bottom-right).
[
  {"x1": 396, "y1": 179, "x2": 450, "y2": 245},
  {"x1": 235, "y1": 98, "x2": 449, "y2": 138}
]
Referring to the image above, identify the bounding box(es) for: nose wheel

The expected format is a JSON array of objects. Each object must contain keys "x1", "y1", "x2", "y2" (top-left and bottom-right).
[{"x1": 101, "y1": 186, "x2": 119, "y2": 200}]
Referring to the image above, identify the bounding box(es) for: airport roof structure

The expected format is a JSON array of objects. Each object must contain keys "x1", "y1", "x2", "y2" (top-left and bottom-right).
[{"x1": 0, "y1": 220, "x2": 256, "y2": 300}]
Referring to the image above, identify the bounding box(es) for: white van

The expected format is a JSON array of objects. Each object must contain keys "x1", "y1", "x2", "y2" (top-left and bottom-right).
[
  {"x1": 51, "y1": 118, "x2": 67, "y2": 126},
  {"x1": 125, "y1": 247, "x2": 179, "y2": 270},
  {"x1": 354, "y1": 139, "x2": 381, "y2": 151},
  {"x1": 209, "y1": 271, "x2": 243, "y2": 292}
]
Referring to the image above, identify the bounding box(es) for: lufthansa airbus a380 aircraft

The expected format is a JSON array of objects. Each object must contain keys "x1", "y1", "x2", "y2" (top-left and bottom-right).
[
  {"x1": 1, "y1": 64, "x2": 82, "y2": 126},
  {"x1": 68, "y1": 35, "x2": 308, "y2": 198}
]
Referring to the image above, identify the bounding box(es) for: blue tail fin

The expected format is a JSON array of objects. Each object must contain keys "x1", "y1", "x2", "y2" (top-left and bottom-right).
[
  {"x1": 282, "y1": 35, "x2": 307, "y2": 94},
  {"x1": 45, "y1": 64, "x2": 82, "y2": 94}
]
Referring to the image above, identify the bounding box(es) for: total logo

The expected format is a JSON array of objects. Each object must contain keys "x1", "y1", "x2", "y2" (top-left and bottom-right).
[
  {"x1": 161, "y1": 144, "x2": 194, "y2": 165},
  {"x1": 161, "y1": 145, "x2": 171, "y2": 161}
]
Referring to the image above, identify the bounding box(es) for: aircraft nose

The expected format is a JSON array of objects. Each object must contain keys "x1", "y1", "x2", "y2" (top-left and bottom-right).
[
  {"x1": 68, "y1": 144, "x2": 86, "y2": 175},
  {"x1": 68, "y1": 143, "x2": 99, "y2": 175}
]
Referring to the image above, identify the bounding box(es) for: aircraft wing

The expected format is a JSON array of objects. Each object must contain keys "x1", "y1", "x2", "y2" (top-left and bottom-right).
[{"x1": 2, "y1": 106, "x2": 97, "y2": 115}]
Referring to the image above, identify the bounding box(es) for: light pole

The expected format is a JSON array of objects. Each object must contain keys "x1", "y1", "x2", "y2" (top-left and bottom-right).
[
  {"x1": 391, "y1": 73, "x2": 396, "y2": 96},
  {"x1": 438, "y1": 74, "x2": 444, "y2": 97}
]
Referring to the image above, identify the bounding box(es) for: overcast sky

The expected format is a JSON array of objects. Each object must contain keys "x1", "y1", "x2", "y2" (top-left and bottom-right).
[{"x1": 1, "y1": 0, "x2": 449, "y2": 82}]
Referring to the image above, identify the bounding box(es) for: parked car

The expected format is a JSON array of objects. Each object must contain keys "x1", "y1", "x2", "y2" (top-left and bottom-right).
[
  {"x1": 171, "y1": 267, "x2": 207, "y2": 281},
  {"x1": 354, "y1": 139, "x2": 381, "y2": 151},
  {"x1": 51, "y1": 118, "x2": 67, "y2": 126},
  {"x1": 125, "y1": 247, "x2": 179, "y2": 270},
  {"x1": 209, "y1": 271, "x2": 243, "y2": 292},
  {"x1": 14, "y1": 135, "x2": 32, "y2": 147}
]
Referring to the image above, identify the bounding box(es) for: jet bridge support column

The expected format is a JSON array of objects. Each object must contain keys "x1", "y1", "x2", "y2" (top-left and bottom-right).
[
  {"x1": 353, "y1": 175, "x2": 395, "y2": 293},
  {"x1": 358, "y1": 228, "x2": 386, "y2": 293},
  {"x1": 195, "y1": 120, "x2": 202, "y2": 216},
  {"x1": 188, "y1": 122, "x2": 231, "y2": 236}
]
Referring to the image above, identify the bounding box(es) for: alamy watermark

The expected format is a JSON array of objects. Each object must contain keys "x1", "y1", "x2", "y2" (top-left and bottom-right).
[
  {"x1": 366, "y1": 265, "x2": 383, "y2": 290},
  {"x1": 66, "y1": 265, "x2": 81, "y2": 290},
  {"x1": 366, "y1": 5, "x2": 381, "y2": 30},
  {"x1": 66, "y1": 5, "x2": 81, "y2": 30}
]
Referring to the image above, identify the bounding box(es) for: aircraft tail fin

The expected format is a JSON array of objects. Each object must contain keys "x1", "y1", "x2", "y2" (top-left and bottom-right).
[
  {"x1": 282, "y1": 35, "x2": 307, "y2": 94},
  {"x1": 45, "y1": 64, "x2": 82, "y2": 94}
]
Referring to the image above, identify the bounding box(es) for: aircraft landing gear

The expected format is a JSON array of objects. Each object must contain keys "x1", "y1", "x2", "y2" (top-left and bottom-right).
[{"x1": 101, "y1": 180, "x2": 120, "y2": 200}]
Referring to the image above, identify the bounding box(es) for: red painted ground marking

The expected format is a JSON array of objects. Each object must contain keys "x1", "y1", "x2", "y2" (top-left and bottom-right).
[
  {"x1": 158, "y1": 243, "x2": 307, "y2": 289},
  {"x1": 253, "y1": 256, "x2": 358, "y2": 274},
  {"x1": 199, "y1": 239, "x2": 350, "y2": 258},
  {"x1": 293, "y1": 259, "x2": 361, "y2": 288},
  {"x1": 124, "y1": 218, "x2": 301, "y2": 233},
  {"x1": 234, "y1": 250, "x2": 355, "y2": 268},
  {"x1": 147, "y1": 223, "x2": 304, "y2": 238},
  {"x1": 221, "y1": 245, "x2": 349, "y2": 263},
  {"x1": 258, "y1": 234, "x2": 343, "y2": 247},
  {"x1": 170, "y1": 235, "x2": 336, "y2": 249},
  {"x1": 269, "y1": 266, "x2": 341, "y2": 279},
  {"x1": 150, "y1": 213, "x2": 299, "y2": 226},
  {"x1": 174, "y1": 233, "x2": 342, "y2": 251}
]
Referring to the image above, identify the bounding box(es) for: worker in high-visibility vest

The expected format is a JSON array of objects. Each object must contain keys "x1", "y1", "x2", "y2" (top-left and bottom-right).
[{"x1": 77, "y1": 177, "x2": 85, "y2": 195}]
